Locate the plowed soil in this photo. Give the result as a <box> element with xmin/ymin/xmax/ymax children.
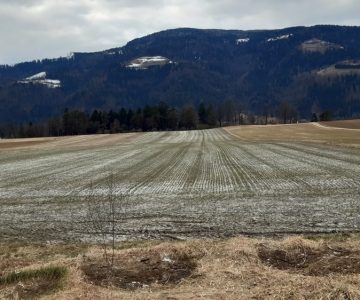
<box><xmin>0</xmin><ymin>125</ymin><xmax>359</xmax><ymax>242</ymax></box>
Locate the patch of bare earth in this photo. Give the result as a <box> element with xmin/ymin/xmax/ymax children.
<box><xmin>81</xmin><ymin>246</ymin><xmax>201</xmax><ymax>290</ymax></box>
<box><xmin>258</xmin><ymin>239</ymin><xmax>360</xmax><ymax>276</ymax></box>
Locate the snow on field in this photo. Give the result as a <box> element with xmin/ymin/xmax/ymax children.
<box><xmin>127</xmin><ymin>56</ymin><xmax>172</xmax><ymax>69</ymax></box>
<box><xmin>236</xmin><ymin>38</ymin><xmax>250</xmax><ymax>44</ymax></box>
<box><xmin>26</xmin><ymin>72</ymin><xmax>47</xmax><ymax>80</ymax></box>
<box><xmin>0</xmin><ymin>129</ymin><xmax>359</xmax><ymax>241</ymax></box>
<box><xmin>18</xmin><ymin>71</ymin><xmax>61</xmax><ymax>88</ymax></box>
<box><xmin>267</xmin><ymin>34</ymin><xmax>293</xmax><ymax>42</ymax></box>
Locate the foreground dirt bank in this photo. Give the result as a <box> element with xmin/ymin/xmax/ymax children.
<box><xmin>1</xmin><ymin>234</ymin><xmax>360</xmax><ymax>299</ymax></box>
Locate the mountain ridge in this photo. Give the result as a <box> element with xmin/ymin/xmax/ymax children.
<box><xmin>1</xmin><ymin>25</ymin><xmax>360</xmax><ymax>123</ymax></box>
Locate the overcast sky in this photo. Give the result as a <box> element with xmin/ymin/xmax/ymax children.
<box><xmin>1</xmin><ymin>0</ymin><xmax>359</xmax><ymax>64</ymax></box>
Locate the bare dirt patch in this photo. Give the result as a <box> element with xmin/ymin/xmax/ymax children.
<box><xmin>258</xmin><ymin>239</ymin><xmax>360</xmax><ymax>276</ymax></box>
<box><xmin>81</xmin><ymin>246</ymin><xmax>200</xmax><ymax>290</ymax></box>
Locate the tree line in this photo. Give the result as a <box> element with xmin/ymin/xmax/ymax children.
<box><xmin>0</xmin><ymin>99</ymin><xmax>334</xmax><ymax>139</ymax></box>
<box><xmin>0</xmin><ymin>100</ymin><xmax>241</xmax><ymax>138</ymax></box>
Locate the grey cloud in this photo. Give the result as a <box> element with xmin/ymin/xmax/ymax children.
<box><xmin>0</xmin><ymin>0</ymin><xmax>359</xmax><ymax>64</ymax></box>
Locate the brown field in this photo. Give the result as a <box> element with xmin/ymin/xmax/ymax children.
<box><xmin>319</xmin><ymin>119</ymin><xmax>360</xmax><ymax>130</ymax></box>
<box><xmin>225</xmin><ymin>122</ymin><xmax>360</xmax><ymax>148</ymax></box>
<box><xmin>1</xmin><ymin>235</ymin><xmax>360</xmax><ymax>299</ymax></box>
<box><xmin>1</xmin><ymin>121</ymin><xmax>359</xmax><ymax>151</ymax></box>
<box><xmin>0</xmin><ymin>132</ymin><xmax>141</xmax><ymax>151</ymax></box>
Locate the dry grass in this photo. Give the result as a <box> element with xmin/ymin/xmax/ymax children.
<box><xmin>319</xmin><ymin>119</ymin><xmax>360</xmax><ymax>130</ymax></box>
<box><xmin>0</xmin><ymin>132</ymin><xmax>142</xmax><ymax>151</ymax></box>
<box><xmin>0</xmin><ymin>265</ymin><xmax>67</xmax><ymax>299</ymax></box>
<box><xmin>0</xmin><ymin>243</ymin><xmax>87</xmax><ymax>273</ymax></box>
<box><xmin>1</xmin><ymin>235</ymin><xmax>360</xmax><ymax>299</ymax></box>
<box><xmin>225</xmin><ymin>122</ymin><xmax>360</xmax><ymax>148</ymax></box>
<box><xmin>1</xmin><ymin>121</ymin><xmax>359</xmax><ymax>151</ymax></box>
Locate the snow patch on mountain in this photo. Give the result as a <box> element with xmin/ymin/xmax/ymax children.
<box><xmin>267</xmin><ymin>34</ymin><xmax>293</xmax><ymax>42</ymax></box>
<box><xmin>236</xmin><ymin>38</ymin><xmax>250</xmax><ymax>44</ymax></box>
<box><xmin>26</xmin><ymin>72</ymin><xmax>47</xmax><ymax>80</ymax></box>
<box><xmin>18</xmin><ymin>72</ymin><xmax>61</xmax><ymax>88</ymax></box>
<box><xmin>127</xmin><ymin>56</ymin><xmax>173</xmax><ymax>69</ymax></box>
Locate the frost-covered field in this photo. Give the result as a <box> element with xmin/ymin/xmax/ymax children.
<box><xmin>0</xmin><ymin>127</ymin><xmax>359</xmax><ymax>241</ymax></box>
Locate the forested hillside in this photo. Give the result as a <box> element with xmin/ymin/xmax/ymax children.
<box><xmin>1</xmin><ymin>25</ymin><xmax>360</xmax><ymax>125</ymax></box>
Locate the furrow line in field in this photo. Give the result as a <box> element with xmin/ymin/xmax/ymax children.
<box><xmin>212</xmin><ymin>141</ymin><xmax>242</xmax><ymax>193</ymax></box>
<box><xmin>225</xmin><ymin>141</ymin><xmax>307</xmax><ymax>192</ymax></box>
<box><xmin>0</xmin><ymin>135</ymin><xmax>169</xmax><ymax>198</ymax></box>
<box><xmin>213</xmin><ymin>142</ymin><xmax>248</xmax><ymax>192</ymax></box>
<box><xmin>0</xmin><ymin>150</ymin><xmax>99</xmax><ymax>187</ymax></box>
<box><xmin>276</xmin><ymin>142</ymin><xmax>360</xmax><ymax>166</ymax></box>
<box><xmin>155</xmin><ymin>143</ymin><xmax>199</xmax><ymax>194</ymax></box>
<box><xmin>122</xmin><ymin>141</ymin><xmax>193</xmax><ymax>195</ymax></box>
<box><xmin>132</xmin><ymin>143</ymin><xmax>192</xmax><ymax>194</ymax></box>
<box><xmin>202</xmin><ymin>128</ymin><xmax>229</xmax><ymax>142</ymax></box>
<box><xmin>195</xmin><ymin>138</ymin><xmax>218</xmax><ymax>192</ymax></box>
<box><xmin>211</xmin><ymin>142</ymin><xmax>238</xmax><ymax>192</ymax></box>
<box><xmin>184</xmin><ymin>131</ymin><xmax>205</xmax><ymax>192</ymax></box>
<box><xmin>266</xmin><ymin>143</ymin><xmax>360</xmax><ymax>181</ymax></box>
<box><xmin>262</xmin><ymin>143</ymin><xmax>360</xmax><ymax>190</ymax></box>
<box><xmin>219</xmin><ymin>141</ymin><xmax>274</xmax><ymax>192</ymax></box>
<box><xmin>191</xmin><ymin>131</ymin><xmax>226</xmax><ymax>193</ymax></box>
<box><xmin>222</xmin><ymin>142</ymin><xmax>275</xmax><ymax>192</ymax></box>
<box><xmin>242</xmin><ymin>143</ymin><xmax>318</xmax><ymax>192</ymax></box>
<box><xmin>130</xmin><ymin>131</ymin><xmax>168</xmax><ymax>145</ymax></box>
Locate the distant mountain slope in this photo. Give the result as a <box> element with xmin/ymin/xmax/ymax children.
<box><xmin>0</xmin><ymin>25</ymin><xmax>360</xmax><ymax>123</ymax></box>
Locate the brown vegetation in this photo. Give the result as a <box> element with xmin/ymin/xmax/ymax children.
<box><xmin>225</xmin><ymin>122</ymin><xmax>360</xmax><ymax>147</ymax></box>
<box><xmin>258</xmin><ymin>240</ymin><xmax>360</xmax><ymax>276</ymax></box>
<box><xmin>1</xmin><ymin>235</ymin><xmax>360</xmax><ymax>299</ymax></box>
<box><xmin>0</xmin><ymin>132</ymin><xmax>141</xmax><ymax>151</ymax></box>
<box><xmin>2</xmin><ymin>120</ymin><xmax>359</xmax><ymax>152</ymax></box>
<box><xmin>319</xmin><ymin>119</ymin><xmax>360</xmax><ymax>130</ymax></box>
<box><xmin>0</xmin><ymin>265</ymin><xmax>67</xmax><ymax>299</ymax></box>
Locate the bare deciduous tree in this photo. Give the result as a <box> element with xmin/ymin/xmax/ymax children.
<box><xmin>85</xmin><ymin>173</ymin><xmax>125</xmax><ymax>268</ymax></box>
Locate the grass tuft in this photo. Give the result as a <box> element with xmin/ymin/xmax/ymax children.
<box><xmin>0</xmin><ymin>265</ymin><xmax>67</xmax><ymax>286</ymax></box>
